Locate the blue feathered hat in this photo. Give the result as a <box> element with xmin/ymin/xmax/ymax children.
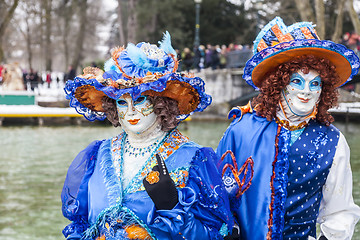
<box><xmin>64</xmin><ymin>32</ymin><xmax>212</xmax><ymax>121</ymax></box>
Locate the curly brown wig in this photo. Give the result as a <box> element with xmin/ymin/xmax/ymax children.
<box><xmin>101</xmin><ymin>95</ymin><xmax>180</xmax><ymax>131</ymax></box>
<box><xmin>252</xmin><ymin>55</ymin><xmax>339</xmax><ymax>126</ymax></box>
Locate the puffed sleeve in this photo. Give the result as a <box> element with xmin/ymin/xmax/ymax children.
<box><xmin>61</xmin><ymin>140</ymin><xmax>103</xmax><ymax>239</ymax></box>
<box><xmin>146</xmin><ymin>147</ymin><xmax>234</xmax><ymax>240</ymax></box>
<box><xmin>317</xmin><ymin>132</ymin><xmax>360</xmax><ymax>240</ymax></box>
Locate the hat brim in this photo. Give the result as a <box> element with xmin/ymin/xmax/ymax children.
<box><xmin>74</xmin><ymin>80</ymin><xmax>200</xmax><ymax>115</ymax></box>
<box><xmin>252</xmin><ymin>47</ymin><xmax>350</xmax><ymax>88</ymax></box>
<box><xmin>75</xmin><ymin>85</ymin><xmax>107</xmax><ymax>112</ymax></box>
<box><xmin>144</xmin><ymin>80</ymin><xmax>199</xmax><ymax>115</ymax></box>
<box><xmin>243</xmin><ymin>39</ymin><xmax>360</xmax><ymax>89</ymax></box>
<box><xmin>66</xmin><ymin>73</ymin><xmax>210</xmax><ymax>121</ymax></box>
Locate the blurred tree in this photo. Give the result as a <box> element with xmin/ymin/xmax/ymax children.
<box><xmin>117</xmin><ymin>0</ymin><xmax>126</xmax><ymax>45</ymax></box>
<box><xmin>41</xmin><ymin>0</ymin><xmax>53</xmax><ymax>71</ymax></box>
<box><xmin>332</xmin><ymin>0</ymin><xmax>346</xmax><ymax>42</ymax></box>
<box><xmin>13</xmin><ymin>0</ymin><xmax>43</xmax><ymax>70</ymax></box>
<box><xmin>264</xmin><ymin>0</ymin><xmax>360</xmax><ymax>42</ymax></box>
<box><xmin>294</xmin><ymin>0</ymin><xmax>315</xmax><ymax>22</ymax></box>
<box><xmin>348</xmin><ymin>0</ymin><xmax>360</xmax><ymax>34</ymax></box>
<box><xmin>0</xmin><ymin>0</ymin><xmax>20</xmax><ymax>63</ymax></box>
<box><xmin>315</xmin><ymin>0</ymin><xmax>325</xmax><ymax>39</ymax></box>
<box><xmin>56</xmin><ymin>0</ymin><xmax>76</xmax><ymax>70</ymax></box>
<box><xmin>133</xmin><ymin>0</ymin><xmax>253</xmax><ymax>50</ymax></box>
<box><xmin>127</xmin><ymin>0</ymin><xmax>137</xmax><ymax>43</ymax></box>
<box><xmin>71</xmin><ymin>0</ymin><xmax>88</xmax><ymax>71</ymax></box>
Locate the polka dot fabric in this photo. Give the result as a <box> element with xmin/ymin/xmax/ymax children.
<box><xmin>282</xmin><ymin>121</ymin><xmax>339</xmax><ymax>239</ymax></box>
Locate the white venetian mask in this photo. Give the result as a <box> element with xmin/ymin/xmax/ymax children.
<box><xmin>282</xmin><ymin>69</ymin><xmax>322</xmax><ymax>117</ymax></box>
<box><xmin>116</xmin><ymin>94</ymin><xmax>157</xmax><ymax>135</ymax></box>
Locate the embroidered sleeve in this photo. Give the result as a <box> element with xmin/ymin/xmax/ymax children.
<box><xmin>61</xmin><ymin>140</ymin><xmax>103</xmax><ymax>239</ymax></box>
<box><xmin>146</xmin><ymin>147</ymin><xmax>234</xmax><ymax>239</ymax></box>
<box><xmin>317</xmin><ymin>133</ymin><xmax>360</xmax><ymax>239</ymax></box>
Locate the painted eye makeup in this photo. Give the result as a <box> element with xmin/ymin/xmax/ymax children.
<box><xmin>289</xmin><ymin>73</ymin><xmax>305</xmax><ymax>90</ymax></box>
<box><xmin>134</xmin><ymin>96</ymin><xmax>147</xmax><ymax>106</ymax></box>
<box><xmin>116</xmin><ymin>99</ymin><xmax>128</xmax><ymax>107</ymax></box>
<box><xmin>309</xmin><ymin>77</ymin><xmax>322</xmax><ymax>91</ymax></box>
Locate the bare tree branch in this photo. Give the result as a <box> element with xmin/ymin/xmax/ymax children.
<box><xmin>332</xmin><ymin>0</ymin><xmax>346</xmax><ymax>42</ymax></box>
<box><xmin>347</xmin><ymin>0</ymin><xmax>360</xmax><ymax>34</ymax></box>
<box><xmin>294</xmin><ymin>0</ymin><xmax>315</xmax><ymax>22</ymax></box>
<box><xmin>117</xmin><ymin>0</ymin><xmax>125</xmax><ymax>46</ymax></box>
<box><xmin>0</xmin><ymin>0</ymin><xmax>19</xmax><ymax>62</ymax></box>
<box><xmin>315</xmin><ymin>0</ymin><xmax>325</xmax><ymax>39</ymax></box>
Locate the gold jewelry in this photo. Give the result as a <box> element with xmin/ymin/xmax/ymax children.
<box><xmin>275</xmin><ymin>117</ymin><xmax>308</xmax><ymax>131</ymax></box>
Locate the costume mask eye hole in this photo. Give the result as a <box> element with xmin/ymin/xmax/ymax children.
<box><xmin>289</xmin><ymin>73</ymin><xmax>305</xmax><ymax>90</ymax></box>
<box><xmin>116</xmin><ymin>99</ymin><xmax>127</xmax><ymax>106</ymax></box>
<box><xmin>309</xmin><ymin>77</ymin><xmax>322</xmax><ymax>91</ymax></box>
<box><xmin>134</xmin><ymin>96</ymin><xmax>147</xmax><ymax>105</ymax></box>
<box><xmin>290</xmin><ymin>78</ymin><xmax>301</xmax><ymax>85</ymax></box>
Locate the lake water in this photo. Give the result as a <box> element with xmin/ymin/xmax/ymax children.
<box><xmin>0</xmin><ymin>120</ymin><xmax>359</xmax><ymax>239</ymax></box>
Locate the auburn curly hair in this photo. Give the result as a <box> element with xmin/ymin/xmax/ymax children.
<box><xmin>252</xmin><ymin>55</ymin><xmax>339</xmax><ymax>126</ymax></box>
<box><xmin>102</xmin><ymin>95</ymin><xmax>180</xmax><ymax>131</ymax></box>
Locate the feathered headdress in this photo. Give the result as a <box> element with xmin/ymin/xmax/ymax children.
<box><xmin>64</xmin><ymin>31</ymin><xmax>212</xmax><ymax>121</ymax></box>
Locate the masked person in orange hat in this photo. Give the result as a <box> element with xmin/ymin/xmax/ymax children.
<box><xmin>217</xmin><ymin>17</ymin><xmax>360</xmax><ymax>240</ymax></box>
<box><xmin>61</xmin><ymin>32</ymin><xmax>234</xmax><ymax>240</ymax></box>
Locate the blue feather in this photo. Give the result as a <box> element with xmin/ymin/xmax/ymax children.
<box><xmin>158</xmin><ymin>31</ymin><xmax>176</xmax><ymax>57</ymax></box>
<box><xmin>126</xmin><ymin>43</ymin><xmax>153</xmax><ymax>70</ymax></box>
<box><xmin>104</xmin><ymin>59</ymin><xmax>121</xmax><ymax>73</ymax></box>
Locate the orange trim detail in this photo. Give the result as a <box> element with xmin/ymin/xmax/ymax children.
<box><xmin>266</xmin><ymin>125</ymin><xmax>282</xmax><ymax>239</ymax></box>
<box><xmin>271</xmin><ymin>25</ymin><xmax>293</xmax><ymax>43</ymax></box>
<box><xmin>300</xmin><ymin>27</ymin><xmax>315</xmax><ymax>39</ymax></box>
<box><xmin>257</xmin><ymin>39</ymin><xmax>269</xmax><ymax>52</ymax></box>
<box><xmin>221</xmin><ymin>150</ymin><xmax>254</xmax><ymax>198</ymax></box>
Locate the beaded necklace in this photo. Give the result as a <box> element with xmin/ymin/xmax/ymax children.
<box><xmin>123</xmin><ymin>137</ymin><xmax>161</xmax><ymax>157</ymax></box>
<box><xmin>117</xmin><ymin>130</ymin><xmax>172</xmax><ymax>199</ymax></box>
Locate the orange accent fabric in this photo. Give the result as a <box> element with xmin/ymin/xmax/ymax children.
<box><xmin>271</xmin><ymin>25</ymin><xmax>293</xmax><ymax>43</ymax></box>
<box><xmin>144</xmin><ymin>80</ymin><xmax>199</xmax><ymax>115</ymax></box>
<box><xmin>257</xmin><ymin>39</ymin><xmax>269</xmax><ymax>52</ymax></box>
<box><xmin>278</xmin><ymin>32</ymin><xmax>293</xmax><ymax>43</ymax></box>
<box><xmin>124</xmin><ymin>224</ymin><xmax>151</xmax><ymax>240</ymax></box>
<box><xmin>266</xmin><ymin>125</ymin><xmax>282</xmax><ymax>239</ymax></box>
<box><xmin>96</xmin><ymin>235</ymin><xmax>106</xmax><ymax>240</ymax></box>
<box><xmin>220</xmin><ymin>150</ymin><xmax>254</xmax><ymax>198</ymax></box>
<box><xmin>300</xmin><ymin>27</ymin><xmax>315</xmax><ymax>39</ymax></box>
<box><xmin>239</xmin><ymin>101</ymin><xmax>252</xmax><ymax>116</ymax></box>
<box><xmin>75</xmin><ymin>85</ymin><xmax>107</xmax><ymax>112</ymax></box>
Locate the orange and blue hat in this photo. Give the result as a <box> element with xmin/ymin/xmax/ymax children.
<box><xmin>64</xmin><ymin>32</ymin><xmax>211</xmax><ymax>121</ymax></box>
<box><xmin>243</xmin><ymin>17</ymin><xmax>360</xmax><ymax>90</ymax></box>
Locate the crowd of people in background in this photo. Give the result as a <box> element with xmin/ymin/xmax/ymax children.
<box><xmin>0</xmin><ymin>64</ymin><xmax>78</xmax><ymax>92</ymax></box>
<box><xmin>2</xmin><ymin>35</ymin><xmax>359</xmax><ymax>91</ymax></box>
<box><xmin>176</xmin><ymin>43</ymin><xmax>253</xmax><ymax>72</ymax></box>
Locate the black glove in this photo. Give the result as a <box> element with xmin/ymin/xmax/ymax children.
<box><xmin>143</xmin><ymin>154</ymin><xmax>179</xmax><ymax>210</ymax></box>
<box><xmin>319</xmin><ymin>236</ymin><xmax>328</xmax><ymax>240</ymax></box>
<box><xmin>223</xmin><ymin>227</ymin><xmax>240</xmax><ymax>240</ymax></box>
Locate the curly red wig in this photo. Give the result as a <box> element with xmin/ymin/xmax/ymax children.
<box><xmin>252</xmin><ymin>55</ymin><xmax>339</xmax><ymax>126</ymax></box>
<box><xmin>102</xmin><ymin>95</ymin><xmax>180</xmax><ymax>131</ymax></box>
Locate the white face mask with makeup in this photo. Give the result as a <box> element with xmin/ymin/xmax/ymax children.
<box><xmin>281</xmin><ymin>69</ymin><xmax>322</xmax><ymax>117</ymax></box>
<box><xmin>116</xmin><ymin>94</ymin><xmax>160</xmax><ymax>139</ymax></box>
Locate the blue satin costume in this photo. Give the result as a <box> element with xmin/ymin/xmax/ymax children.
<box><xmin>217</xmin><ymin>112</ymin><xmax>339</xmax><ymax>239</ymax></box>
<box><xmin>61</xmin><ymin>129</ymin><xmax>233</xmax><ymax>240</ymax></box>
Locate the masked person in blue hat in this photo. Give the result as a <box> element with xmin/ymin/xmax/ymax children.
<box><xmin>61</xmin><ymin>32</ymin><xmax>234</xmax><ymax>240</ymax></box>
<box><xmin>217</xmin><ymin>17</ymin><xmax>360</xmax><ymax>240</ymax></box>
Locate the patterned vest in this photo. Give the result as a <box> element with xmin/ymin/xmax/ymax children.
<box><xmin>283</xmin><ymin>121</ymin><xmax>339</xmax><ymax>239</ymax></box>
